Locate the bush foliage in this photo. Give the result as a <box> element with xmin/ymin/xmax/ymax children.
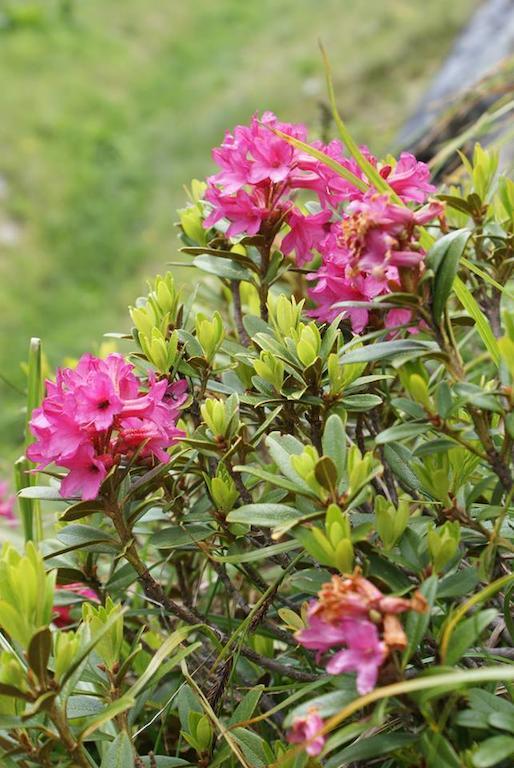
<box><xmin>1</xmin><ymin>95</ymin><xmax>514</xmax><ymax>768</ymax></box>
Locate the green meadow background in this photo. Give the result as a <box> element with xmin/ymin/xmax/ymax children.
<box><xmin>0</xmin><ymin>0</ymin><xmax>474</xmax><ymax>455</ymax></box>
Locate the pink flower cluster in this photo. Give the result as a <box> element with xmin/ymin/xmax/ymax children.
<box><xmin>0</xmin><ymin>481</ymin><xmax>16</xmax><ymax>526</ymax></box>
<box><xmin>202</xmin><ymin>112</ymin><xmax>442</xmax><ymax>333</ymax></box>
<box><xmin>287</xmin><ymin>707</ymin><xmax>326</xmax><ymax>757</ymax></box>
<box><xmin>309</xmin><ymin>195</ymin><xmax>444</xmax><ymax>332</ymax></box>
<box><xmin>297</xmin><ymin>571</ymin><xmax>427</xmax><ymax>694</ymax></box>
<box><xmin>27</xmin><ymin>354</ymin><xmax>187</xmax><ymax>501</ymax></box>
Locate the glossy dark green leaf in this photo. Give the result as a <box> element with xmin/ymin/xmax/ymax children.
<box><xmin>472</xmin><ymin>735</ymin><xmax>514</xmax><ymax>767</ymax></box>
<box><xmin>341</xmin><ymin>340</ymin><xmax>433</xmax><ymax>365</ymax></box>
<box><xmin>314</xmin><ymin>456</ymin><xmax>338</xmax><ymax>493</ymax></box>
<box><xmin>402</xmin><ymin>575</ymin><xmax>438</xmax><ymax>666</ymax></box>
<box><xmin>446</xmin><ymin>609</ymin><xmax>497</xmax><ymax>665</ymax></box>
<box><xmin>431</xmin><ymin>229</ymin><xmax>471</xmax><ymax>323</ymax></box>
<box><xmin>193</xmin><ymin>255</ymin><xmax>252</xmax><ymax>281</ymax></box>
<box><xmin>333</xmin><ymin>732</ymin><xmax>416</xmax><ymax>762</ymax></box>
<box><xmin>27</xmin><ymin>627</ymin><xmax>51</xmax><ymax>684</ymax></box>
<box><xmin>149</xmin><ymin>524</ymin><xmax>214</xmax><ymax>549</ymax></box>
<box><xmin>375</xmin><ymin>422</ymin><xmax>429</xmax><ymax>445</ymax></box>
<box><xmin>226</xmin><ymin>503</ymin><xmax>306</xmax><ymax>527</ymax></box>
<box><xmin>383</xmin><ymin>444</ymin><xmax>420</xmax><ymax>492</ymax></box>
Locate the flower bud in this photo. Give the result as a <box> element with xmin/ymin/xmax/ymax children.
<box><xmin>253</xmin><ymin>351</ymin><xmax>284</xmax><ymax>391</ymax></box>
<box><xmin>268</xmin><ymin>294</ymin><xmax>304</xmax><ymax>338</ymax></box>
<box><xmin>195</xmin><ymin>311</ymin><xmax>224</xmax><ymax>362</ymax></box>
<box><xmin>428</xmin><ymin>521</ymin><xmax>461</xmax><ymax>572</ymax></box>
<box><xmin>296</xmin><ymin>323</ymin><xmax>321</xmax><ymax>367</ymax></box>
<box><xmin>82</xmin><ymin>597</ymin><xmax>123</xmax><ymax>670</ymax></box>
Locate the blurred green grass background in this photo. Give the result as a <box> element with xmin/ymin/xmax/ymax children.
<box><xmin>0</xmin><ymin>0</ymin><xmax>474</xmax><ymax>455</ymax></box>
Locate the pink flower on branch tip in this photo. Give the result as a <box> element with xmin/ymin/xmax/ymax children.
<box><xmin>308</xmin><ymin>193</ymin><xmax>444</xmax><ymax>332</ymax></box>
<box><xmin>27</xmin><ymin>354</ymin><xmax>187</xmax><ymax>501</ymax></box>
<box><xmin>282</xmin><ymin>208</ymin><xmax>333</xmax><ymax>266</ymax></box>
<box><xmin>287</xmin><ymin>707</ymin><xmax>326</xmax><ymax>757</ymax></box>
<box><xmin>0</xmin><ymin>481</ymin><xmax>16</xmax><ymax>526</ymax></box>
<box><xmin>296</xmin><ymin>571</ymin><xmax>427</xmax><ymax>694</ymax></box>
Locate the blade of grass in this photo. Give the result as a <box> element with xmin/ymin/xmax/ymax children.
<box><xmin>319</xmin><ymin>42</ymin><xmax>400</xmax><ymax>201</ymax></box>
<box><xmin>15</xmin><ymin>338</ymin><xmax>44</xmax><ymax>543</ymax></box>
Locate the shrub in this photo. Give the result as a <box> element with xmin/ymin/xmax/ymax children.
<box><xmin>2</xmin><ymin>101</ymin><xmax>514</xmax><ymax>767</ymax></box>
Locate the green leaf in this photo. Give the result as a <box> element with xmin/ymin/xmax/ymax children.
<box><xmin>67</xmin><ymin>696</ymin><xmax>104</xmax><ymax>720</ymax></box>
<box><xmin>285</xmin><ymin>687</ymin><xmax>357</xmax><ymax>726</ymax></box>
<box><xmin>234</xmin><ymin>464</ymin><xmax>314</xmax><ymax>496</ymax></box>
<box><xmin>212</xmin><ymin>540</ymin><xmax>299</xmax><ymax>564</ymax></box>
<box><xmin>402</xmin><ymin>576</ymin><xmax>438</xmax><ymax>667</ymax></box>
<box><xmin>79</xmin><ymin>696</ymin><xmax>135</xmax><ymax>740</ymax></box>
<box><xmin>333</xmin><ymin>732</ymin><xmax>416</xmax><ymax>762</ymax></box>
<box><xmin>314</xmin><ymin>456</ymin><xmax>338</xmax><ymax>494</ymax></box>
<box><xmin>101</xmin><ymin>732</ymin><xmax>134</xmax><ymax>768</ymax></box>
<box><xmin>17</xmin><ymin>485</ymin><xmax>64</xmax><ymax>500</ymax></box>
<box><xmin>504</xmin><ymin>584</ymin><xmax>514</xmax><ymax>645</ymax></box>
<box><xmin>426</xmin><ymin>229</ymin><xmax>470</xmax><ymax>273</ymax></box>
<box><xmin>126</xmin><ymin>627</ymin><xmax>195</xmax><ymax>699</ymax></box>
<box><xmin>454</xmin><ymin>276</ymin><xmax>500</xmax><ymax>366</ymax></box>
<box><xmin>138</xmin><ymin>760</ymin><xmax>192</xmax><ymax>767</ymax></box>
<box><xmin>322</xmin><ymin>414</ymin><xmax>347</xmax><ymax>482</ymax></box>
<box><xmin>431</xmin><ymin>230</ymin><xmax>470</xmax><ymax>323</ymax></box>
<box><xmin>438</xmin><ymin>568</ymin><xmax>479</xmax><ymax>598</ymax></box>
<box><xmin>193</xmin><ymin>255</ymin><xmax>252</xmax><ymax>282</ymax></box>
<box><xmin>489</xmin><ymin>711</ymin><xmax>514</xmax><ymax>734</ymax></box>
<box><xmin>446</xmin><ymin>609</ymin><xmax>497</xmax><ymax>665</ymax></box>
<box><xmin>340</xmin><ymin>394</ymin><xmax>382</xmax><ymax>410</ymax></box>
<box><xmin>60</xmin><ymin>499</ymin><xmax>105</xmax><ymax>522</ymax></box>
<box><xmin>149</xmin><ymin>524</ymin><xmax>214</xmax><ymax>550</ymax></box>
<box><xmin>265</xmin><ymin>433</ymin><xmax>313</xmax><ymax>494</ymax></box>
<box><xmin>138</xmin><ymin>760</ymin><xmax>191</xmax><ymax>767</ymax></box>
<box><xmin>383</xmin><ymin>444</ymin><xmax>420</xmax><ymax>492</ymax></box>
<box><xmin>375</xmin><ymin>423</ymin><xmax>429</xmax><ymax>445</ymax></box>
<box><xmin>226</xmin><ymin>503</ymin><xmax>306</xmax><ymax>528</ymax></box>
<box><xmin>341</xmin><ymin>340</ymin><xmax>433</xmax><ymax>365</ymax></box>
<box><xmin>60</xmin><ymin>607</ymin><xmax>127</xmax><ymax>686</ymax></box>
<box><xmin>228</xmin><ymin>686</ymin><xmax>264</xmax><ymax>726</ymax></box>
<box><xmin>56</xmin><ymin>524</ymin><xmax>119</xmax><ymax>553</ymax></box>
<box><xmin>472</xmin><ymin>735</ymin><xmax>514</xmax><ymax>767</ymax></box>
<box><xmin>27</xmin><ymin>627</ymin><xmax>51</xmax><ymax>685</ymax></box>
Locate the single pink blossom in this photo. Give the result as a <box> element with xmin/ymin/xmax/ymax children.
<box><xmin>296</xmin><ymin>606</ymin><xmax>348</xmax><ymax>655</ymax></box>
<box><xmin>0</xmin><ymin>481</ymin><xmax>16</xmax><ymax>526</ymax></box>
<box><xmin>75</xmin><ymin>373</ymin><xmax>123</xmax><ymax>430</ymax></box>
<box><xmin>282</xmin><ymin>208</ymin><xmax>333</xmax><ymax>265</ymax></box>
<box><xmin>204</xmin><ymin>187</ymin><xmax>266</xmax><ymax>236</ymax></box>
<box><xmin>380</xmin><ymin>152</ymin><xmax>435</xmax><ymax>204</ymax></box>
<box><xmin>287</xmin><ymin>707</ymin><xmax>326</xmax><ymax>757</ymax></box>
<box><xmin>59</xmin><ymin>445</ymin><xmax>109</xmax><ymax>501</ymax></box>
<box><xmin>326</xmin><ymin>619</ymin><xmax>387</xmax><ymax>694</ymax></box>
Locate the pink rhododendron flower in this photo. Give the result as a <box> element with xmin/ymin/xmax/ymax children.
<box><xmin>308</xmin><ymin>194</ymin><xmax>444</xmax><ymax>332</ymax></box>
<box><xmin>53</xmin><ymin>583</ymin><xmax>99</xmax><ymax>628</ymax></box>
<box><xmin>287</xmin><ymin>707</ymin><xmax>325</xmax><ymax>756</ymax></box>
<box><xmin>296</xmin><ymin>571</ymin><xmax>427</xmax><ymax>693</ymax></box>
<box><xmin>379</xmin><ymin>152</ymin><xmax>436</xmax><ymax>204</ymax></box>
<box><xmin>27</xmin><ymin>354</ymin><xmax>187</xmax><ymax>501</ymax></box>
<box><xmin>325</xmin><ymin>619</ymin><xmax>387</xmax><ymax>694</ymax></box>
<box><xmin>282</xmin><ymin>208</ymin><xmax>333</xmax><ymax>266</ymax></box>
<box><xmin>0</xmin><ymin>482</ymin><xmax>16</xmax><ymax>526</ymax></box>
<box><xmin>202</xmin><ymin>112</ymin><xmax>439</xmax><ymax>333</ymax></box>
